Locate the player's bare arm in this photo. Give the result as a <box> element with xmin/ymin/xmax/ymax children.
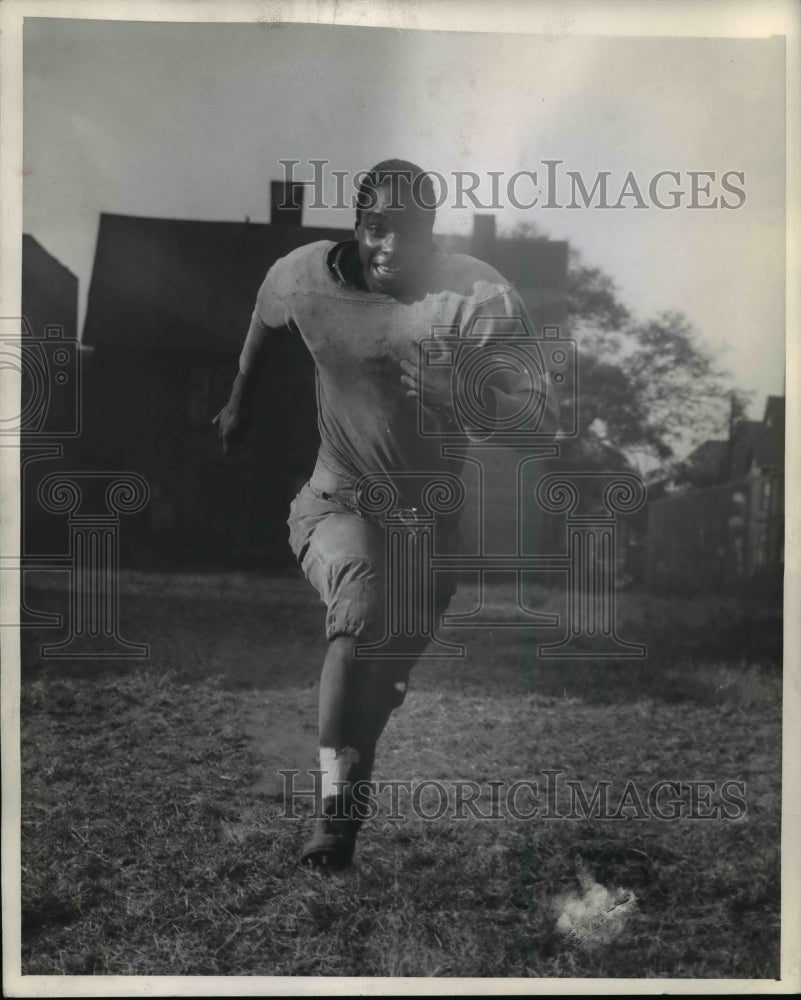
<box><xmin>212</xmin><ymin>372</ymin><xmax>255</xmax><ymax>455</ymax></box>
<box><xmin>213</xmin><ymin>316</ymin><xmax>279</xmax><ymax>454</ymax></box>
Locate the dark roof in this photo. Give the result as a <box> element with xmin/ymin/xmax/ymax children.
<box><xmin>438</xmin><ymin>230</ymin><xmax>568</xmax><ymax>327</ymax></box>
<box><xmin>22</xmin><ymin>234</ymin><xmax>78</xmax><ymax>281</ymax></box>
<box><xmin>83</xmin><ymin>213</ymin><xmax>350</xmax><ymax>353</ymax></box>
<box><xmin>438</xmin><ymin>232</ymin><xmax>568</xmax><ymax>291</ymax></box>
<box><xmin>728</xmin><ymin>398</ymin><xmax>785</xmax><ymax>477</ymax></box>
<box><xmin>83</xmin><ymin>211</ymin><xmax>568</xmax><ymax>354</ymax></box>
<box><xmin>729</xmin><ymin>420</ymin><xmax>761</xmax><ymax>479</ymax></box>
<box><xmin>22</xmin><ymin>234</ymin><xmax>79</xmax><ymax>342</ymax></box>
<box><xmin>681</xmin><ymin>439</ymin><xmax>729</xmax><ymax>484</ymax></box>
<box><xmin>754</xmin><ymin>396</ymin><xmax>785</xmax><ymax>469</ymax></box>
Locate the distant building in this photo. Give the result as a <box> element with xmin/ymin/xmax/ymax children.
<box><xmin>675</xmin><ymin>439</ymin><xmax>730</xmax><ymax>489</ymax></box>
<box><xmin>645</xmin><ymin>396</ymin><xmax>784</xmax><ymax>596</ymax></box>
<box><xmin>21</xmin><ymin>234</ymin><xmax>81</xmax><ymax>442</ymax></box>
<box><xmin>438</xmin><ymin>216</ymin><xmax>567</xmax><ymax>329</ymax></box>
<box><xmin>80</xmin><ymin>183</ymin><xmax>568</xmax><ymax>567</ymax></box>
<box><xmin>22</xmin><ymin>234</ymin><xmax>78</xmax><ymax>343</ymax></box>
<box><xmin>20</xmin><ymin>235</ymin><xmax>81</xmax><ymax>555</ymax></box>
<box><xmin>80</xmin><ymin>182</ymin><xmax>344</xmax><ymax>565</ymax></box>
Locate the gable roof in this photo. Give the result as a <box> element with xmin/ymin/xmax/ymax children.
<box><xmin>727</xmin><ymin>398</ymin><xmax>785</xmax><ymax>478</ymax></box>
<box><xmin>681</xmin><ymin>439</ymin><xmax>729</xmax><ymax>485</ymax></box>
<box><xmin>754</xmin><ymin>395</ymin><xmax>785</xmax><ymax>469</ymax></box>
<box><xmin>23</xmin><ymin>233</ymin><xmax>77</xmax><ymax>284</ymax></box>
<box><xmin>82</xmin><ymin>213</ymin><xmax>350</xmax><ymax>353</ymax></box>
<box><xmin>22</xmin><ymin>234</ymin><xmax>79</xmax><ymax>341</ymax></box>
<box><xmin>728</xmin><ymin>419</ymin><xmax>761</xmax><ymax>479</ymax></box>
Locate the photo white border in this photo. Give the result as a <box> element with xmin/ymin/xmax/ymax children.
<box><xmin>1</xmin><ymin>1</ymin><xmax>798</xmax><ymax>995</ymax></box>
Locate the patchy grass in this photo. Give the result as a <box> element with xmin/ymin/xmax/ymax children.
<box><xmin>19</xmin><ymin>573</ymin><xmax>781</xmax><ymax>978</ymax></box>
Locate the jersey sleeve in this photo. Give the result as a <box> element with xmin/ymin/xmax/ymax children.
<box><xmin>253</xmin><ymin>258</ymin><xmax>293</xmax><ymax>329</ymax></box>
<box><xmin>238</xmin><ymin>257</ymin><xmax>294</xmax><ymax>375</ymax></box>
<box><xmin>464</xmin><ymin>284</ymin><xmax>530</xmax><ymax>340</ymax></box>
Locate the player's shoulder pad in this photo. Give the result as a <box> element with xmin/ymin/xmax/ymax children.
<box><xmin>264</xmin><ymin>240</ymin><xmax>333</xmax><ymax>297</ymax></box>
<box><xmin>430</xmin><ymin>250</ymin><xmax>514</xmax><ymax>305</ymax></box>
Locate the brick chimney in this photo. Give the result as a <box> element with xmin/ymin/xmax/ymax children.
<box><xmin>270</xmin><ymin>181</ymin><xmax>306</xmax><ymax>226</ymax></box>
<box><xmin>471</xmin><ymin>214</ymin><xmax>497</xmax><ymax>267</ymax></box>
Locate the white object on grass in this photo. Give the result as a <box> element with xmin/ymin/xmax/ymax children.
<box><xmin>554</xmin><ymin>863</ymin><xmax>639</xmax><ymax>949</ymax></box>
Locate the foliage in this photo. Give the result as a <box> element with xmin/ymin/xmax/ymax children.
<box><xmin>559</xmin><ymin>247</ymin><xmax>752</xmax><ymax>475</ymax></box>
<box><xmin>565</xmin><ymin>250</ymin><xmax>631</xmax><ymax>341</ymax></box>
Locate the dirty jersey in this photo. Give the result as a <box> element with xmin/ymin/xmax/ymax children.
<box><xmin>241</xmin><ymin>240</ymin><xmax>539</xmax><ymax>491</ymax></box>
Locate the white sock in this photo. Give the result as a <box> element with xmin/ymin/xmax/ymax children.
<box><xmin>319</xmin><ymin>746</ymin><xmax>361</xmax><ymax>801</ymax></box>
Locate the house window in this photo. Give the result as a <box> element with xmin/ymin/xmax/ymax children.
<box><xmin>187</xmin><ymin>368</ymin><xmax>211</xmax><ymax>427</ymax></box>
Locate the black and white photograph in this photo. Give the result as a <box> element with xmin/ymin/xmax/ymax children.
<box><xmin>1</xmin><ymin>0</ymin><xmax>798</xmax><ymax>994</ymax></box>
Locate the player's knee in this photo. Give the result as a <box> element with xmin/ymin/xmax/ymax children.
<box><xmin>327</xmin><ymin>633</ymin><xmax>356</xmax><ymax>666</ymax></box>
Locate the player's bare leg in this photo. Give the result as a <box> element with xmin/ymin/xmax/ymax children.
<box><xmin>300</xmin><ymin>635</ymin><xmax>415</xmax><ymax>869</ymax></box>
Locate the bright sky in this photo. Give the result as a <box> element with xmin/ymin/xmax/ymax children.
<box><xmin>22</xmin><ymin>18</ymin><xmax>785</xmax><ymax>418</ymax></box>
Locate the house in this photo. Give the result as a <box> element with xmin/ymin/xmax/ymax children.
<box><xmin>20</xmin><ymin>235</ymin><xmax>80</xmax><ymax>438</ymax></box>
<box><xmin>438</xmin><ymin>215</ymin><xmax>568</xmax><ymax>329</ymax></box>
<box><xmin>732</xmin><ymin>398</ymin><xmax>785</xmax><ymax>575</ymax></box>
<box><xmin>19</xmin><ymin>235</ymin><xmax>81</xmax><ymax>556</ymax></box>
<box><xmin>675</xmin><ymin>438</ymin><xmax>730</xmax><ymax>489</ymax></box>
<box><xmin>80</xmin><ymin>182</ymin><xmax>344</xmax><ymax>564</ymax></box>
<box><xmin>645</xmin><ymin>396</ymin><xmax>784</xmax><ymax>595</ymax></box>
<box><xmin>80</xmin><ymin>182</ymin><xmax>569</xmax><ymax>567</ymax></box>
<box><xmin>22</xmin><ymin>234</ymin><xmax>78</xmax><ymax>341</ymax></box>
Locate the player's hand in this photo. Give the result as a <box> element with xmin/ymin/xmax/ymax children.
<box><xmin>399</xmin><ymin>347</ymin><xmax>452</xmax><ymax>414</ymax></box>
<box><xmin>212</xmin><ymin>402</ymin><xmax>253</xmax><ymax>455</ymax></box>
<box><xmin>399</xmin><ymin>357</ymin><xmax>421</xmax><ymax>399</ymax></box>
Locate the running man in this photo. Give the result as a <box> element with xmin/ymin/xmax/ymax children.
<box><xmin>214</xmin><ymin>159</ymin><xmax>555</xmax><ymax>868</ymax></box>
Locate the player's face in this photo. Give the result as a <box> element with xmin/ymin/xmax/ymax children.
<box><xmin>356</xmin><ymin>181</ymin><xmax>433</xmax><ymax>297</ymax></box>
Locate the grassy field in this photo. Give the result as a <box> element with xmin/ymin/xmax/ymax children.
<box><xmin>18</xmin><ymin>571</ymin><xmax>782</xmax><ymax>979</ymax></box>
